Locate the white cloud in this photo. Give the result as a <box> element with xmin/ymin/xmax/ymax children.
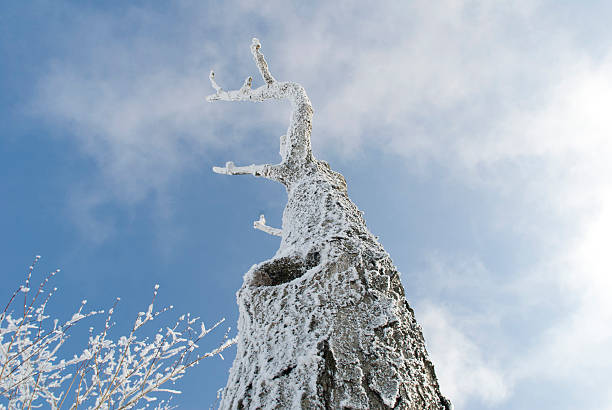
<box><xmin>420</xmin><ymin>303</ymin><xmax>509</xmax><ymax>407</ymax></box>
<box><xmin>519</xmin><ymin>194</ymin><xmax>612</xmax><ymax>381</ymax></box>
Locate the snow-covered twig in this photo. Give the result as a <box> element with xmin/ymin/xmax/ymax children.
<box><xmin>0</xmin><ymin>258</ymin><xmax>234</xmax><ymax>409</ymax></box>
<box><xmin>211</xmin><ymin>161</ymin><xmax>289</xmax><ymax>184</ymax></box>
<box><xmin>253</xmin><ymin>215</ymin><xmax>282</xmax><ymax>237</ymax></box>
<box><xmin>250</xmin><ymin>38</ymin><xmax>275</xmax><ymax>85</ymax></box>
<box><xmin>212</xmin><ymin>161</ymin><xmax>265</xmax><ymax>176</ymax></box>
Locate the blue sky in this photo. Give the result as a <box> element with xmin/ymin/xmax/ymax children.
<box><xmin>2</xmin><ymin>1</ymin><xmax>612</xmax><ymax>408</ymax></box>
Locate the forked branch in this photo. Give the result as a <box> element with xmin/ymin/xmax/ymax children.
<box><xmin>207</xmin><ymin>38</ymin><xmax>315</xmax><ymax>181</ymax></box>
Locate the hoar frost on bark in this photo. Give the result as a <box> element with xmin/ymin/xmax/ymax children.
<box><xmin>208</xmin><ymin>39</ymin><xmax>452</xmax><ymax>409</ymax></box>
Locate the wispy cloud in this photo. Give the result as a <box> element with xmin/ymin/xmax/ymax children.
<box><xmin>420</xmin><ymin>302</ymin><xmax>509</xmax><ymax>407</ymax></box>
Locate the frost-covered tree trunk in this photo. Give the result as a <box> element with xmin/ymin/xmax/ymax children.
<box><xmin>208</xmin><ymin>39</ymin><xmax>451</xmax><ymax>410</ymax></box>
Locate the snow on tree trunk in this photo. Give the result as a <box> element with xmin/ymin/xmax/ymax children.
<box><xmin>208</xmin><ymin>39</ymin><xmax>452</xmax><ymax>410</ymax></box>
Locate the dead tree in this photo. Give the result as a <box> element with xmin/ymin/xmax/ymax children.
<box><xmin>208</xmin><ymin>38</ymin><xmax>451</xmax><ymax>410</ymax></box>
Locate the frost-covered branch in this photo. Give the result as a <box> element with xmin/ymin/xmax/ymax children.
<box><xmin>0</xmin><ymin>257</ymin><xmax>234</xmax><ymax>409</ymax></box>
<box><xmin>251</xmin><ymin>38</ymin><xmax>275</xmax><ymax>85</ymax></box>
<box><xmin>207</xmin><ymin>38</ymin><xmax>315</xmax><ymax>182</ymax></box>
<box><xmin>212</xmin><ymin>161</ymin><xmax>265</xmax><ymax>177</ymax></box>
<box><xmin>253</xmin><ymin>215</ymin><xmax>281</xmax><ymax>237</ymax></box>
<box><xmin>211</xmin><ymin>161</ymin><xmax>290</xmax><ymax>184</ymax></box>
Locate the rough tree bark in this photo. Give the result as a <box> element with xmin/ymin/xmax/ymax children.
<box><xmin>208</xmin><ymin>39</ymin><xmax>452</xmax><ymax>410</ymax></box>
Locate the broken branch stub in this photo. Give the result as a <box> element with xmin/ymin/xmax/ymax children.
<box><xmin>253</xmin><ymin>215</ymin><xmax>282</xmax><ymax>237</ymax></box>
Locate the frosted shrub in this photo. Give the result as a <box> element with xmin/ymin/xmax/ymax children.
<box><xmin>0</xmin><ymin>256</ymin><xmax>234</xmax><ymax>409</ymax></box>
